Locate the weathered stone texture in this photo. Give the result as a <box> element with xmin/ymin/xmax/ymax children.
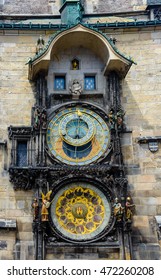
<box><xmin>0</xmin><ymin>231</ymin><xmax>16</xmax><ymax>259</ymax></box>
<box><xmin>1</xmin><ymin>0</ymin><xmax>51</xmax><ymax>14</ymax></box>
<box><xmin>85</xmin><ymin>0</ymin><xmax>147</xmax><ymax>14</ymax></box>
<box><xmin>0</xmin><ymin>0</ymin><xmax>147</xmax><ymax>15</ymax></box>
<box><xmin>109</xmin><ymin>27</ymin><xmax>161</xmax><ymax>255</ymax></box>
<box><xmin>46</xmin><ymin>248</ymin><xmax>120</xmax><ymax>260</ymax></box>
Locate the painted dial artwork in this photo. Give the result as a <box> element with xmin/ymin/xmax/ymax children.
<box><xmin>47</xmin><ymin>107</ymin><xmax>111</xmax><ymax>165</ymax></box>
<box><xmin>50</xmin><ymin>182</ymin><xmax>111</xmax><ymax>241</ymax></box>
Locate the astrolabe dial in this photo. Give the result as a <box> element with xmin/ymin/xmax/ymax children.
<box><xmin>47</xmin><ymin>106</ymin><xmax>111</xmax><ymax>165</ymax></box>
<box><xmin>60</xmin><ymin>110</ymin><xmax>95</xmax><ymax>146</ymax></box>
<box><xmin>50</xmin><ymin>182</ymin><xmax>112</xmax><ymax>242</ymax></box>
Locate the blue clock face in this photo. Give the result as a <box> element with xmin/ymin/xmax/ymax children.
<box><xmin>66</xmin><ymin>119</ymin><xmax>88</xmax><ymax>139</ymax></box>
<box><xmin>47</xmin><ymin>107</ymin><xmax>111</xmax><ymax>165</ymax></box>
<box><xmin>60</xmin><ymin>112</ymin><xmax>95</xmax><ymax>147</ymax></box>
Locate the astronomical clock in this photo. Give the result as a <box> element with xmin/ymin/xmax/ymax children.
<box><xmin>46</xmin><ymin>106</ymin><xmax>111</xmax><ymax>165</ymax></box>
<box><xmin>45</xmin><ymin>102</ymin><xmax>116</xmax><ymax>244</ymax></box>
<box><xmin>8</xmin><ymin>23</ymin><xmax>134</xmax><ymax>260</ymax></box>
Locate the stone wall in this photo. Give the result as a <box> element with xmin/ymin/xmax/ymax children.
<box><xmin>0</xmin><ymin>0</ymin><xmax>53</xmax><ymax>14</ymax></box>
<box><xmin>109</xmin><ymin>27</ymin><xmax>161</xmax><ymax>258</ymax></box>
<box><xmin>0</xmin><ymin>0</ymin><xmax>147</xmax><ymax>15</ymax></box>
<box><xmin>85</xmin><ymin>0</ymin><xmax>147</xmax><ymax>14</ymax></box>
<box><xmin>0</xmin><ymin>30</ymin><xmax>40</xmax><ymax>260</ymax></box>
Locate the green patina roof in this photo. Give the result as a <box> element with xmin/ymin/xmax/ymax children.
<box><xmin>1</xmin><ymin>19</ymin><xmax>161</xmax><ymax>30</ymax></box>
<box><xmin>28</xmin><ymin>23</ymin><xmax>135</xmax><ymax>65</ymax></box>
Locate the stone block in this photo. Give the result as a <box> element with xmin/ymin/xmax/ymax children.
<box><xmin>14</xmin><ymin>241</ymin><xmax>34</xmax><ymax>260</ymax></box>
<box><xmin>133</xmin><ymin>216</ymin><xmax>149</xmax><ymax>228</ymax></box>
<box><xmin>136</xmin><ymin>205</ymin><xmax>156</xmax><ymax>216</ymax></box>
<box><xmin>18</xmin><ymin>232</ymin><xmax>34</xmax><ymax>241</ymax></box>
<box><xmin>156</xmin><ymin>205</ymin><xmax>161</xmax><ymax>215</ymax></box>
<box><xmin>0</xmin><ymin>250</ymin><xmax>14</xmax><ymax>260</ymax></box>
<box><xmin>128</xmin><ymin>174</ymin><xmax>156</xmax><ymax>184</ymax></box>
<box><xmin>16</xmin><ymin>200</ymin><xmax>25</xmax><ymax>210</ymax></box>
<box><xmin>21</xmin><ymin>222</ymin><xmax>32</xmax><ymax>232</ymax></box>
<box><xmin>149</xmin><ymin>251</ymin><xmax>161</xmax><ymax>260</ymax></box>
<box><xmin>121</xmin><ymin>134</ymin><xmax>132</xmax><ymax>146</ymax></box>
<box><xmin>157</xmin><ymin>197</ymin><xmax>161</xmax><ymax>204</ymax></box>
<box><xmin>125</xmin><ymin>167</ymin><xmax>141</xmax><ymax>175</ymax></box>
<box><xmin>141</xmin><ymin>197</ymin><xmax>157</xmax><ymax>205</ymax></box>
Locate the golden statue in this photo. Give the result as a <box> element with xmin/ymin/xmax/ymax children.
<box><xmin>125</xmin><ymin>197</ymin><xmax>135</xmax><ymax>222</ymax></box>
<box><xmin>72</xmin><ymin>59</ymin><xmax>79</xmax><ymax>70</ymax></box>
<box><xmin>41</xmin><ymin>190</ymin><xmax>52</xmax><ymax>222</ymax></box>
<box><xmin>113</xmin><ymin>198</ymin><xmax>124</xmax><ymax>222</ymax></box>
<box><xmin>77</xmin><ymin>109</ymin><xmax>82</xmax><ymax>117</ymax></box>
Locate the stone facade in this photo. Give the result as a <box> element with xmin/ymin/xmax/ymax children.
<box><xmin>0</xmin><ymin>32</ymin><xmax>37</xmax><ymax>259</ymax></box>
<box><xmin>0</xmin><ymin>1</ymin><xmax>161</xmax><ymax>260</ymax></box>
<box><xmin>0</xmin><ymin>0</ymin><xmax>52</xmax><ymax>14</ymax></box>
<box><xmin>0</xmin><ymin>0</ymin><xmax>147</xmax><ymax>15</ymax></box>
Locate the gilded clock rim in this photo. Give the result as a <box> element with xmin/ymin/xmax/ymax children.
<box><xmin>46</xmin><ymin>105</ymin><xmax>111</xmax><ymax>165</ymax></box>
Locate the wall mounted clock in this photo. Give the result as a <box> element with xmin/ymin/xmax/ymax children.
<box><xmin>47</xmin><ymin>106</ymin><xmax>111</xmax><ymax>165</ymax></box>
<box><xmin>50</xmin><ymin>182</ymin><xmax>112</xmax><ymax>242</ymax></box>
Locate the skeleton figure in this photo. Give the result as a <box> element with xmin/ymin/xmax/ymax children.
<box><xmin>32</xmin><ymin>198</ymin><xmax>39</xmax><ymax>221</ymax></box>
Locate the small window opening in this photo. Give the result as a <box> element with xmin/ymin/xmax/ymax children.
<box><xmin>17</xmin><ymin>141</ymin><xmax>27</xmax><ymax>167</ymax></box>
<box><xmin>84</xmin><ymin>75</ymin><xmax>96</xmax><ymax>90</ymax></box>
<box><xmin>54</xmin><ymin>75</ymin><xmax>66</xmax><ymax>90</ymax></box>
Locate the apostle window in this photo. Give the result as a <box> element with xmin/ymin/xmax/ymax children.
<box><xmin>54</xmin><ymin>75</ymin><xmax>66</xmax><ymax>90</ymax></box>
<box><xmin>84</xmin><ymin>75</ymin><xmax>96</xmax><ymax>91</ymax></box>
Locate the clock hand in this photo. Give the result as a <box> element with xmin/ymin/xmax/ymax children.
<box><xmin>74</xmin><ymin>145</ymin><xmax>77</xmax><ymax>159</ymax></box>
<box><xmin>74</xmin><ymin>118</ymin><xmax>80</xmax><ymax>139</ymax></box>
<box><xmin>77</xmin><ymin>117</ymin><xmax>80</xmax><ymax>138</ymax></box>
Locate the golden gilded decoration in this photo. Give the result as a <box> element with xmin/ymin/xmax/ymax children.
<box><xmin>41</xmin><ymin>190</ymin><xmax>52</xmax><ymax>222</ymax></box>
<box><xmin>77</xmin><ymin>110</ymin><xmax>82</xmax><ymax>117</ymax></box>
<box><xmin>72</xmin><ymin>59</ymin><xmax>79</xmax><ymax>70</ymax></box>
<box><xmin>54</xmin><ymin>137</ymin><xmax>101</xmax><ymax>163</ymax></box>
<box><xmin>55</xmin><ymin>187</ymin><xmax>105</xmax><ymax>235</ymax></box>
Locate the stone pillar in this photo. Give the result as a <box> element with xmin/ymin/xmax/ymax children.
<box><xmin>106</xmin><ymin>71</ymin><xmax>121</xmax><ymax>113</ymax></box>
<box><xmin>36</xmin><ymin>74</ymin><xmax>47</xmax><ymax>107</ymax></box>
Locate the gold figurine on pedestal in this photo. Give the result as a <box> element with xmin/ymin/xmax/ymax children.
<box><xmin>41</xmin><ymin>190</ymin><xmax>52</xmax><ymax>222</ymax></box>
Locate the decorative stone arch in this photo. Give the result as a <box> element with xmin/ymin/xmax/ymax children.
<box><xmin>28</xmin><ymin>23</ymin><xmax>133</xmax><ymax>80</ymax></box>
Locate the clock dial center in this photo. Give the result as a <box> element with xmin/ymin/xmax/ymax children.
<box><xmin>60</xmin><ymin>112</ymin><xmax>95</xmax><ymax>146</ymax></box>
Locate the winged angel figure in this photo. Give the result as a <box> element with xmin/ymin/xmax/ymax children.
<box><xmin>41</xmin><ymin>190</ymin><xmax>52</xmax><ymax>222</ymax></box>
